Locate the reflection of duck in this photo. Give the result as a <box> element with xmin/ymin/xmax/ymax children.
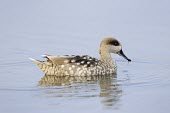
<box><xmin>30</xmin><ymin>37</ymin><xmax>131</xmax><ymax>76</ymax></box>
<box><xmin>39</xmin><ymin>74</ymin><xmax>117</xmax><ymax>86</ymax></box>
<box><xmin>39</xmin><ymin>74</ymin><xmax>122</xmax><ymax>109</ymax></box>
<box><xmin>99</xmin><ymin>78</ymin><xmax>122</xmax><ymax>108</ymax></box>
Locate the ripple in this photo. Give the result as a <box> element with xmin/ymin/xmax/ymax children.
<box><xmin>0</xmin><ymin>61</ymin><xmax>31</xmax><ymax>67</ymax></box>
<box><xmin>117</xmin><ymin>60</ymin><xmax>170</xmax><ymax>89</ymax></box>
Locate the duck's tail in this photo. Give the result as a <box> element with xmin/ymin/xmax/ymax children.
<box><xmin>29</xmin><ymin>58</ymin><xmax>56</xmax><ymax>75</ymax></box>
<box><xmin>29</xmin><ymin>58</ymin><xmax>42</xmax><ymax>65</ymax></box>
<box><xmin>29</xmin><ymin>58</ymin><xmax>45</xmax><ymax>71</ymax></box>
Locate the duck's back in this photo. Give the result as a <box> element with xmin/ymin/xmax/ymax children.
<box><xmin>30</xmin><ymin>55</ymin><xmax>97</xmax><ymax>76</ymax></box>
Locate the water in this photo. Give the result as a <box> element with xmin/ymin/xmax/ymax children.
<box><xmin>0</xmin><ymin>0</ymin><xmax>170</xmax><ymax>113</ymax></box>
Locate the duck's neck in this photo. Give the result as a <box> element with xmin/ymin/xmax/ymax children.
<box><xmin>100</xmin><ymin>51</ymin><xmax>113</xmax><ymax>62</ymax></box>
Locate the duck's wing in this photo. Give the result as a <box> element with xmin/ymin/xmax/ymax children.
<box><xmin>43</xmin><ymin>54</ymin><xmax>99</xmax><ymax>67</ymax></box>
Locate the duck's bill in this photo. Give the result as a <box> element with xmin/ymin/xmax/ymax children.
<box><xmin>117</xmin><ymin>49</ymin><xmax>131</xmax><ymax>62</ymax></box>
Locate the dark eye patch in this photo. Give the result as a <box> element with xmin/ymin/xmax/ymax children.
<box><xmin>108</xmin><ymin>40</ymin><xmax>120</xmax><ymax>46</ymax></box>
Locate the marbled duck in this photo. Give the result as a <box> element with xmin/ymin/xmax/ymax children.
<box><xmin>30</xmin><ymin>37</ymin><xmax>131</xmax><ymax>76</ymax></box>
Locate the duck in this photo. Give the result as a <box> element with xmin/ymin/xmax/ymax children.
<box><xmin>29</xmin><ymin>37</ymin><xmax>131</xmax><ymax>76</ymax></box>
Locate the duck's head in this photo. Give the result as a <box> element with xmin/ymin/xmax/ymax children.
<box><xmin>100</xmin><ymin>37</ymin><xmax>131</xmax><ymax>62</ymax></box>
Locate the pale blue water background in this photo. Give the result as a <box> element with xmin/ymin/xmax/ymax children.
<box><xmin>0</xmin><ymin>0</ymin><xmax>170</xmax><ymax>113</ymax></box>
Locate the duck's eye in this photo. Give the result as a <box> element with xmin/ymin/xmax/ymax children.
<box><xmin>113</xmin><ymin>42</ymin><xmax>118</xmax><ymax>46</ymax></box>
<box><xmin>108</xmin><ymin>40</ymin><xmax>119</xmax><ymax>46</ymax></box>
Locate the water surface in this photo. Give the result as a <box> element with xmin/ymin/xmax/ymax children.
<box><xmin>0</xmin><ymin>1</ymin><xmax>170</xmax><ymax>113</ymax></box>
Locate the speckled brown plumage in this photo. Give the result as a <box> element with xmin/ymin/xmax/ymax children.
<box><xmin>30</xmin><ymin>37</ymin><xmax>131</xmax><ymax>76</ymax></box>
